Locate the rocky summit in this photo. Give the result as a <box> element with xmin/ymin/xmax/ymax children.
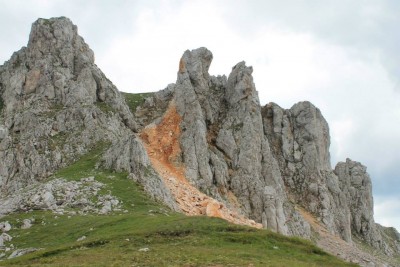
<box><xmin>0</xmin><ymin>17</ymin><xmax>399</xmax><ymax>266</ymax></box>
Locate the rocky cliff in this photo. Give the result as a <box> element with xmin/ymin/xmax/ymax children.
<box><xmin>0</xmin><ymin>17</ymin><xmax>176</xmax><ymax>209</ymax></box>
<box><xmin>0</xmin><ymin>17</ymin><xmax>399</xmax><ymax>266</ymax></box>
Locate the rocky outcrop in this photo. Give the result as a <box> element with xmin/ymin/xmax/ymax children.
<box><xmin>101</xmin><ymin>134</ymin><xmax>179</xmax><ymax>211</ymax></box>
<box><xmin>262</xmin><ymin>102</ymin><xmax>400</xmax><ymax>257</ymax></box>
<box><xmin>0</xmin><ymin>16</ymin><xmax>184</xmax><ymax>214</ymax></box>
<box><xmin>334</xmin><ymin>159</ymin><xmax>400</xmax><ymax>255</ymax></box>
<box><xmin>0</xmin><ymin>17</ymin><xmax>137</xmax><ymax>196</ymax></box>
<box><xmin>0</xmin><ymin>177</ymin><xmax>122</xmax><ymax>216</ymax></box>
<box><xmin>143</xmin><ymin>47</ymin><xmax>310</xmax><ymax>237</ymax></box>
<box><xmin>334</xmin><ymin>159</ymin><xmax>376</xmax><ymax>240</ymax></box>
<box><xmin>134</xmin><ymin>47</ymin><xmax>399</xmax><ymax>263</ymax></box>
<box><xmin>0</xmin><ymin>17</ymin><xmax>399</xmax><ymax>266</ymax></box>
<box><xmin>262</xmin><ymin>102</ymin><xmax>349</xmax><ymax>239</ymax></box>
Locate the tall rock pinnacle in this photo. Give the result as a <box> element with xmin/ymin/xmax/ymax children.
<box><xmin>27</xmin><ymin>17</ymin><xmax>94</xmax><ymax>73</ymax></box>
<box><xmin>0</xmin><ymin>17</ymin><xmax>137</xmax><ymax>195</ymax></box>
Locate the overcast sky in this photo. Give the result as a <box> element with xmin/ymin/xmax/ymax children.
<box><xmin>0</xmin><ymin>0</ymin><xmax>399</xmax><ymax>231</ymax></box>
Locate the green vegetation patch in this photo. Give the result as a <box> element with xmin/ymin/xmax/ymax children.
<box><xmin>0</xmin><ymin>144</ymin><xmax>356</xmax><ymax>267</ymax></box>
<box><xmin>95</xmin><ymin>102</ymin><xmax>115</xmax><ymax>114</ymax></box>
<box><xmin>122</xmin><ymin>92</ymin><xmax>153</xmax><ymax>113</ymax></box>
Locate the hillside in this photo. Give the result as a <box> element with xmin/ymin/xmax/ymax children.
<box><xmin>0</xmin><ymin>145</ymin><xmax>357</xmax><ymax>266</ymax></box>
<box><xmin>0</xmin><ymin>17</ymin><xmax>399</xmax><ymax>266</ymax></box>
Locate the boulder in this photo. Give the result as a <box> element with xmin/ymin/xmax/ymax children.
<box><xmin>21</xmin><ymin>219</ymin><xmax>33</xmax><ymax>229</ymax></box>
<box><xmin>8</xmin><ymin>248</ymin><xmax>39</xmax><ymax>259</ymax></box>
<box><xmin>0</xmin><ymin>222</ymin><xmax>11</xmax><ymax>232</ymax></box>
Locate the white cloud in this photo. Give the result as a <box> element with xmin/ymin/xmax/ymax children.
<box><xmin>375</xmin><ymin>196</ymin><xmax>400</xmax><ymax>232</ymax></box>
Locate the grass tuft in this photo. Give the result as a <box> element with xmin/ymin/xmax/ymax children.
<box><xmin>122</xmin><ymin>92</ymin><xmax>153</xmax><ymax>113</ymax></box>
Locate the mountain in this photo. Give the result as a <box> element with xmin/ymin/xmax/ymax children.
<box><xmin>0</xmin><ymin>17</ymin><xmax>399</xmax><ymax>266</ymax></box>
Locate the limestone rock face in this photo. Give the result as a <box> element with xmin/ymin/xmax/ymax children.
<box><xmin>169</xmin><ymin>48</ymin><xmax>310</xmax><ymax>236</ymax></box>
<box><xmin>1</xmin><ymin>17</ymin><xmax>399</xmax><ymax>265</ymax></box>
<box><xmin>262</xmin><ymin>102</ymin><xmax>346</xmax><ymax>237</ymax></box>
<box><xmin>0</xmin><ymin>17</ymin><xmax>134</xmax><ymax>196</ymax></box>
<box><xmin>101</xmin><ymin>135</ymin><xmax>179</xmax><ymax>211</ymax></box>
<box><xmin>333</xmin><ymin>159</ymin><xmax>398</xmax><ymax>254</ymax></box>
<box><xmin>262</xmin><ymin>102</ymin><xmax>400</xmax><ymax>256</ymax></box>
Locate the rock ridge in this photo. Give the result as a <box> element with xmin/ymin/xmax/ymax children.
<box><xmin>134</xmin><ymin>47</ymin><xmax>400</xmax><ymax>265</ymax></box>
<box><xmin>0</xmin><ymin>17</ymin><xmax>399</xmax><ymax>266</ymax></box>
<box><xmin>0</xmin><ymin>17</ymin><xmax>174</xmax><ymax>210</ymax></box>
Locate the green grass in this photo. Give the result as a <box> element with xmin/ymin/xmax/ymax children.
<box><xmin>0</xmin><ymin>145</ymin><xmax>357</xmax><ymax>267</ymax></box>
<box><xmin>122</xmin><ymin>92</ymin><xmax>153</xmax><ymax>114</ymax></box>
<box><xmin>95</xmin><ymin>102</ymin><xmax>115</xmax><ymax>114</ymax></box>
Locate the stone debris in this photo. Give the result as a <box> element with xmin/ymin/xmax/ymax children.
<box><xmin>298</xmin><ymin>208</ymin><xmax>389</xmax><ymax>267</ymax></box>
<box><xmin>76</xmin><ymin>236</ymin><xmax>86</xmax><ymax>242</ymax></box>
<box><xmin>138</xmin><ymin>247</ymin><xmax>150</xmax><ymax>252</ymax></box>
<box><xmin>0</xmin><ymin>222</ymin><xmax>11</xmax><ymax>232</ymax></box>
<box><xmin>8</xmin><ymin>248</ymin><xmax>40</xmax><ymax>259</ymax></box>
<box><xmin>0</xmin><ymin>178</ymin><xmax>121</xmax><ymax>216</ymax></box>
<box><xmin>0</xmin><ymin>233</ymin><xmax>12</xmax><ymax>247</ymax></box>
<box><xmin>21</xmin><ymin>219</ymin><xmax>33</xmax><ymax>230</ymax></box>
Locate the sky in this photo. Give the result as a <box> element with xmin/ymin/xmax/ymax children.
<box><xmin>0</xmin><ymin>0</ymin><xmax>399</xmax><ymax>231</ymax></box>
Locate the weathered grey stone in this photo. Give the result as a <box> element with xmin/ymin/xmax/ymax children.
<box><xmin>0</xmin><ymin>16</ymin><xmax>399</xmax><ymax>265</ymax></box>
<box><xmin>0</xmin><ymin>222</ymin><xmax>11</xmax><ymax>232</ymax></box>
<box><xmin>76</xmin><ymin>236</ymin><xmax>86</xmax><ymax>242</ymax></box>
<box><xmin>21</xmin><ymin>219</ymin><xmax>33</xmax><ymax>229</ymax></box>
<box><xmin>8</xmin><ymin>248</ymin><xmax>39</xmax><ymax>259</ymax></box>
<box><xmin>170</xmin><ymin>48</ymin><xmax>308</xmax><ymax>236</ymax></box>
<box><xmin>0</xmin><ymin>178</ymin><xmax>121</xmax><ymax>216</ymax></box>
<box><xmin>262</xmin><ymin>102</ymin><xmax>343</xmax><ymax>235</ymax></box>
<box><xmin>0</xmin><ymin>17</ymin><xmax>137</xmax><ymax>196</ymax></box>
<box><xmin>0</xmin><ymin>233</ymin><xmax>12</xmax><ymax>247</ymax></box>
<box><xmin>334</xmin><ymin>159</ymin><xmax>387</xmax><ymax>251</ymax></box>
<box><xmin>101</xmin><ymin>135</ymin><xmax>179</xmax><ymax>212</ymax></box>
<box><xmin>0</xmin><ymin>126</ymin><xmax>7</xmax><ymax>140</ymax></box>
<box><xmin>262</xmin><ymin>100</ymin><xmax>400</xmax><ymax>259</ymax></box>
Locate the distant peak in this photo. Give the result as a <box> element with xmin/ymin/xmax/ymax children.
<box><xmin>28</xmin><ymin>17</ymin><xmax>77</xmax><ymax>48</ymax></box>
<box><xmin>25</xmin><ymin>16</ymin><xmax>94</xmax><ymax>71</ymax></box>
<box><xmin>179</xmin><ymin>47</ymin><xmax>213</xmax><ymax>78</ymax></box>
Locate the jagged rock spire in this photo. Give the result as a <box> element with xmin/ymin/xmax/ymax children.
<box><xmin>0</xmin><ymin>17</ymin><xmax>137</xmax><ymax>196</ymax></box>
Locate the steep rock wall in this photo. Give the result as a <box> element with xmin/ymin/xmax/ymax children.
<box><xmin>0</xmin><ymin>17</ymin><xmax>148</xmax><ymax>199</ymax></box>
<box><xmin>165</xmin><ymin>48</ymin><xmax>311</xmax><ymax>237</ymax></box>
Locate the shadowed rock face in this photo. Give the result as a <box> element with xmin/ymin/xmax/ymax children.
<box><xmin>1</xmin><ymin>17</ymin><xmax>399</xmax><ymax>263</ymax></box>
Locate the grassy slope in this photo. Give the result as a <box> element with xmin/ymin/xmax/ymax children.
<box><xmin>121</xmin><ymin>92</ymin><xmax>153</xmax><ymax>114</ymax></box>
<box><xmin>0</xmin><ymin>146</ymin><xmax>357</xmax><ymax>267</ymax></box>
